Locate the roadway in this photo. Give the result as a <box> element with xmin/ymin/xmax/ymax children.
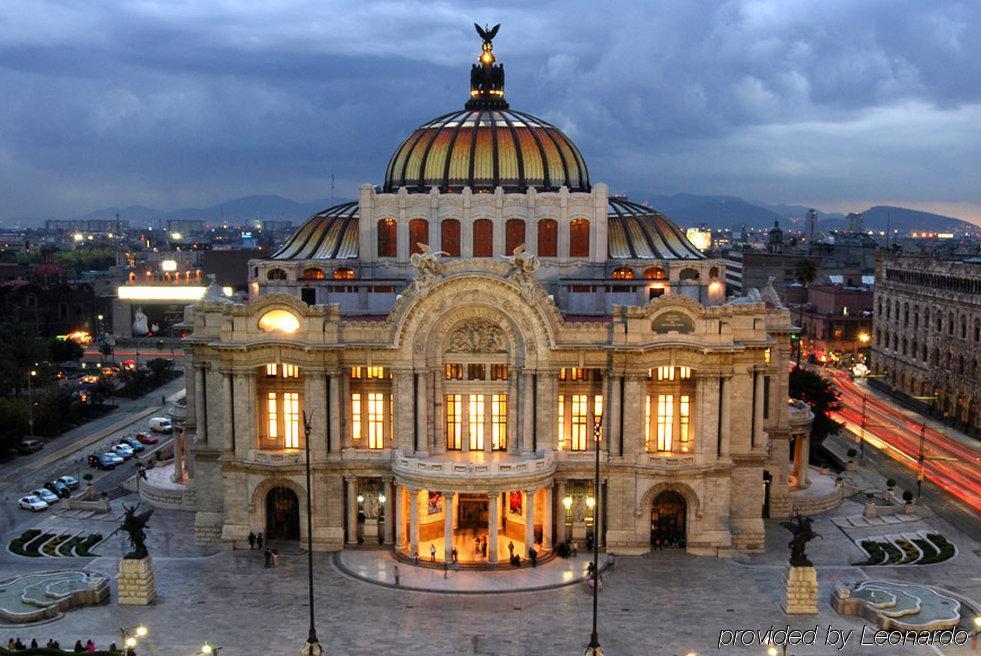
<box><xmin>827</xmin><ymin>368</ymin><xmax>981</xmax><ymax>514</ymax></box>
<box><xmin>0</xmin><ymin>377</ymin><xmax>185</xmax><ymax>538</ymax></box>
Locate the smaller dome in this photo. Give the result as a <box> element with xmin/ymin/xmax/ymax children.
<box><xmin>270</xmin><ymin>201</ymin><xmax>359</xmax><ymax>261</ymax></box>
<box><xmin>607</xmin><ymin>198</ymin><xmax>704</xmax><ymax>260</ymax></box>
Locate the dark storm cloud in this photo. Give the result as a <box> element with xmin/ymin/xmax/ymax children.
<box><xmin>1</xmin><ymin>0</ymin><xmax>980</xmax><ymax>222</ymax></box>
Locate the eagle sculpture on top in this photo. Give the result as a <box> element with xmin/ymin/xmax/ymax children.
<box><xmin>475</xmin><ymin>23</ymin><xmax>500</xmax><ymax>44</ymax></box>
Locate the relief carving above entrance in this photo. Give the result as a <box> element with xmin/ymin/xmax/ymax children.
<box><xmin>447</xmin><ymin>318</ymin><xmax>507</xmax><ymax>353</ymax></box>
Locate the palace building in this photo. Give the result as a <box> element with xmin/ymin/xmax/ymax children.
<box><xmin>174</xmin><ymin>26</ymin><xmax>809</xmax><ymax>562</ymax></box>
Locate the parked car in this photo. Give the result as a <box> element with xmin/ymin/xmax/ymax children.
<box><xmin>111</xmin><ymin>444</ymin><xmax>134</xmax><ymax>460</ymax></box>
<box><xmin>90</xmin><ymin>453</ymin><xmax>118</xmax><ymax>470</ymax></box>
<box><xmin>16</xmin><ymin>439</ymin><xmax>44</xmax><ymax>454</ymax></box>
<box><xmin>19</xmin><ymin>495</ymin><xmax>48</xmax><ymax>512</ymax></box>
<box><xmin>148</xmin><ymin>417</ymin><xmax>173</xmax><ymax>433</ymax></box>
<box><xmin>57</xmin><ymin>475</ymin><xmax>80</xmax><ymax>490</ymax></box>
<box><xmin>120</xmin><ymin>437</ymin><xmax>146</xmax><ymax>452</ymax></box>
<box><xmin>44</xmin><ymin>480</ymin><xmax>71</xmax><ymax>498</ymax></box>
<box><xmin>31</xmin><ymin>488</ymin><xmax>60</xmax><ymax>504</ymax></box>
<box><xmin>134</xmin><ymin>432</ymin><xmax>158</xmax><ymax>445</ymax></box>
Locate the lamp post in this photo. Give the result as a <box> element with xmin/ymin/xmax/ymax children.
<box><xmin>584</xmin><ymin>415</ymin><xmax>603</xmax><ymax>656</ymax></box>
<box><xmin>198</xmin><ymin>641</ymin><xmax>222</xmax><ymax>655</ymax></box>
<box><xmin>301</xmin><ymin>412</ymin><xmax>323</xmax><ymax>656</ymax></box>
<box><xmin>119</xmin><ymin>625</ymin><xmax>148</xmax><ymax>653</ymax></box>
<box><xmin>27</xmin><ymin>369</ymin><xmax>37</xmax><ymax>436</ymax></box>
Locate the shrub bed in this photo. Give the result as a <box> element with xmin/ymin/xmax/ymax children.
<box><xmin>881</xmin><ymin>541</ymin><xmax>903</xmax><ymax>564</ymax></box>
<box><xmin>912</xmin><ymin>538</ymin><xmax>938</xmax><ymax>563</ymax></box>
<box><xmin>894</xmin><ymin>539</ymin><xmax>919</xmax><ymax>565</ymax></box>
<box><xmin>41</xmin><ymin>534</ymin><xmax>71</xmax><ymax>557</ymax></box>
<box><xmin>57</xmin><ymin>535</ymin><xmax>86</xmax><ymax>557</ymax></box>
<box><xmin>8</xmin><ymin>529</ymin><xmax>41</xmax><ymax>557</ymax></box>
<box><xmin>853</xmin><ymin>540</ymin><xmax>887</xmax><ymax>566</ymax></box>
<box><xmin>74</xmin><ymin>533</ymin><xmax>102</xmax><ymax>557</ymax></box>
<box><xmin>920</xmin><ymin>534</ymin><xmax>956</xmax><ymax>564</ymax></box>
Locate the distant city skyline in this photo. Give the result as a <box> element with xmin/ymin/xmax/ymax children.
<box><xmin>2</xmin><ymin>1</ymin><xmax>980</xmax><ymax>226</ymax></box>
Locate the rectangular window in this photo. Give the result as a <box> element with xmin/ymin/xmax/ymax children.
<box><xmin>656</xmin><ymin>366</ymin><xmax>675</xmax><ymax>381</ymax></box>
<box><xmin>468</xmin><ymin>394</ymin><xmax>485</xmax><ymax>450</ymax></box>
<box><xmin>657</xmin><ymin>394</ymin><xmax>673</xmax><ymax>452</ymax></box>
<box><xmin>267</xmin><ymin>392</ymin><xmax>278</xmax><ymax>439</ymax></box>
<box><xmin>366</xmin><ymin>366</ymin><xmax>385</xmax><ymax>379</ymax></box>
<box><xmin>490</xmin><ymin>364</ymin><xmax>509</xmax><ymax>381</ymax></box>
<box><xmin>492</xmin><ymin>394</ymin><xmax>507</xmax><ymax>450</ymax></box>
<box><xmin>445</xmin><ymin>364</ymin><xmax>463</xmax><ymax>380</ymax></box>
<box><xmin>351</xmin><ymin>366</ymin><xmax>361</xmax><ymax>380</ymax></box>
<box><xmin>283</xmin><ymin>364</ymin><xmax>299</xmax><ymax>378</ymax></box>
<box><xmin>678</xmin><ymin>366</ymin><xmax>691</xmax><ymax>380</ymax></box>
<box><xmin>557</xmin><ymin>394</ymin><xmax>565</xmax><ymax>448</ymax></box>
<box><xmin>571</xmin><ymin>394</ymin><xmax>588</xmax><ymax>451</ymax></box>
<box><xmin>266</xmin><ymin>364</ymin><xmax>277</xmax><ymax>377</ymax></box>
<box><xmin>351</xmin><ymin>393</ymin><xmax>362</xmax><ymax>441</ymax></box>
<box><xmin>446</xmin><ymin>394</ymin><xmax>462</xmax><ymax>450</ymax></box>
<box><xmin>367</xmin><ymin>392</ymin><xmax>384</xmax><ymax>449</ymax></box>
<box><xmin>351</xmin><ymin>366</ymin><xmax>386</xmax><ymax>380</ymax></box>
<box><xmin>284</xmin><ymin>392</ymin><xmax>300</xmax><ymax>448</ymax></box>
<box><xmin>468</xmin><ymin>364</ymin><xmax>486</xmax><ymax>380</ymax></box>
<box><xmin>679</xmin><ymin>395</ymin><xmax>690</xmax><ymax>447</ymax></box>
<box><xmin>644</xmin><ymin>395</ymin><xmax>652</xmax><ymax>449</ymax></box>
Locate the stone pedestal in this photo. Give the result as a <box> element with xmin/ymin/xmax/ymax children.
<box><xmin>363</xmin><ymin>519</ymin><xmax>379</xmax><ymax>541</ymax></box>
<box><xmin>784</xmin><ymin>565</ymin><xmax>817</xmax><ymax>614</ymax></box>
<box><xmin>117</xmin><ymin>556</ymin><xmax>157</xmax><ymax>605</ymax></box>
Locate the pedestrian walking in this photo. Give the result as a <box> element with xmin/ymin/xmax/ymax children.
<box><xmin>429</xmin><ymin>544</ymin><xmax>437</xmax><ymax>563</ymax></box>
<box><xmin>264</xmin><ymin>547</ymin><xmax>272</xmax><ymax>568</ymax></box>
<box><xmin>393</xmin><ymin>565</ymin><xmax>400</xmax><ymax>586</ymax></box>
<box><xmin>529</xmin><ymin>547</ymin><xmax>538</xmax><ymax>567</ymax></box>
<box><xmin>507</xmin><ymin>540</ymin><xmax>515</xmax><ymax>557</ymax></box>
<box><xmin>256</xmin><ymin>532</ymin><xmax>264</xmax><ymax>549</ymax></box>
<box><xmin>443</xmin><ymin>560</ymin><xmax>449</xmax><ymax>579</ymax></box>
<box><xmin>481</xmin><ymin>536</ymin><xmax>487</xmax><ymax>557</ymax></box>
<box><xmin>451</xmin><ymin>547</ymin><xmax>458</xmax><ymax>563</ymax></box>
<box><xmin>271</xmin><ymin>547</ymin><xmax>279</xmax><ymax>567</ymax></box>
<box><xmin>412</xmin><ymin>551</ymin><xmax>419</xmax><ymax>565</ymax></box>
<box><xmin>248</xmin><ymin>531</ymin><xmax>256</xmax><ymax>550</ymax></box>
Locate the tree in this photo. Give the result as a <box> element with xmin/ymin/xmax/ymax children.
<box><xmin>793</xmin><ymin>258</ymin><xmax>818</xmax><ymax>366</ymax></box>
<box><xmin>789</xmin><ymin>366</ymin><xmax>842</xmax><ymax>446</ymax></box>
<box><xmin>146</xmin><ymin>357</ymin><xmax>174</xmax><ymax>383</ymax></box>
<box><xmin>98</xmin><ymin>341</ymin><xmax>114</xmax><ymax>365</ymax></box>
<box><xmin>50</xmin><ymin>337</ymin><xmax>85</xmax><ymax>363</ymax></box>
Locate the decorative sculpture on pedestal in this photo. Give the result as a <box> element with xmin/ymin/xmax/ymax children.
<box><xmin>121</xmin><ymin>504</ymin><xmax>154</xmax><ymax>560</ymax></box>
<box><xmin>781</xmin><ymin>513</ymin><xmax>822</xmax><ymax>614</ymax></box>
<box><xmin>781</xmin><ymin>513</ymin><xmax>821</xmax><ymax>567</ymax></box>
<box><xmin>117</xmin><ymin>504</ymin><xmax>157</xmax><ymax>605</ymax></box>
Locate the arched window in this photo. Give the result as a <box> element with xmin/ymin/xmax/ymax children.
<box><xmin>679</xmin><ymin>268</ymin><xmax>700</xmax><ymax>281</ymax></box>
<box><xmin>300</xmin><ymin>267</ymin><xmax>326</xmax><ymax>281</ymax></box>
<box><xmin>473</xmin><ymin>219</ymin><xmax>493</xmax><ymax>257</ymax></box>
<box><xmin>612</xmin><ymin>267</ymin><xmax>634</xmax><ymax>280</ymax></box>
<box><xmin>505</xmin><ymin>219</ymin><xmax>526</xmax><ymax>255</ymax></box>
<box><xmin>409</xmin><ymin>219</ymin><xmax>428</xmax><ymax>255</ymax></box>
<box><xmin>377</xmin><ymin>219</ymin><xmax>397</xmax><ymax>258</ymax></box>
<box><xmin>267</xmin><ymin>268</ymin><xmax>287</xmax><ymax>281</ymax></box>
<box><xmin>644</xmin><ymin>267</ymin><xmax>667</xmax><ymax>280</ymax></box>
<box><xmin>537</xmin><ymin>219</ymin><xmax>557</xmax><ymax>257</ymax></box>
<box><xmin>960</xmin><ymin>315</ymin><xmax>967</xmax><ymax>339</ymax></box>
<box><xmin>333</xmin><ymin>268</ymin><xmax>355</xmax><ymax>280</ymax></box>
<box><xmin>441</xmin><ymin>219</ymin><xmax>460</xmax><ymax>257</ymax></box>
<box><xmin>569</xmin><ymin>218</ymin><xmax>590</xmax><ymax>257</ymax></box>
<box><xmin>709</xmin><ymin>266</ymin><xmax>720</xmax><ymax>278</ymax></box>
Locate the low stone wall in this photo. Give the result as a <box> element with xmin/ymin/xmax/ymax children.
<box><xmin>136</xmin><ymin>462</ymin><xmax>188</xmax><ymax>510</ymax></box>
<box><xmin>791</xmin><ymin>480</ymin><xmax>845</xmax><ymax>515</ymax></box>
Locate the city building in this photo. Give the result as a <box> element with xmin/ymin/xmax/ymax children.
<box><xmin>871</xmin><ymin>254</ymin><xmax>980</xmax><ymax>435</ymax></box>
<box><xmin>174</xmin><ymin>29</ymin><xmax>807</xmax><ymax>561</ymax></box>
<box><xmin>844</xmin><ymin>212</ymin><xmax>864</xmax><ymax>234</ymax></box>
<box><xmin>798</xmin><ymin>284</ymin><xmax>873</xmax><ymax>356</ymax></box>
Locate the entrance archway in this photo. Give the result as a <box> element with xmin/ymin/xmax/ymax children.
<box><xmin>266</xmin><ymin>486</ymin><xmax>300</xmax><ymax>540</ymax></box>
<box><xmin>650</xmin><ymin>490</ymin><xmax>686</xmax><ymax>549</ymax></box>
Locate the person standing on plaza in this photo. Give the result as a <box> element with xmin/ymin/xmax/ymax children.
<box><xmin>271</xmin><ymin>547</ymin><xmax>279</xmax><ymax>567</ymax></box>
<box><xmin>393</xmin><ymin>565</ymin><xmax>400</xmax><ymax>586</ymax></box>
<box><xmin>508</xmin><ymin>540</ymin><xmax>514</xmax><ymax>558</ymax></box>
<box><xmin>429</xmin><ymin>543</ymin><xmax>437</xmax><ymax>563</ymax></box>
<box><xmin>264</xmin><ymin>547</ymin><xmax>272</xmax><ymax>568</ymax></box>
<box><xmin>85</xmin><ymin>638</ymin><xmax>97</xmax><ymax>651</ymax></box>
<box><xmin>248</xmin><ymin>531</ymin><xmax>256</xmax><ymax>550</ymax></box>
<box><xmin>256</xmin><ymin>532</ymin><xmax>264</xmax><ymax>549</ymax></box>
<box><xmin>529</xmin><ymin>547</ymin><xmax>538</xmax><ymax>567</ymax></box>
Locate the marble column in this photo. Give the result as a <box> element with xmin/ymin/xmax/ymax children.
<box><xmin>507</xmin><ymin>372</ymin><xmax>519</xmax><ymax>455</ymax></box>
<box><xmin>622</xmin><ymin>374</ymin><xmax>646</xmax><ymax>456</ymax></box>
<box><xmin>194</xmin><ymin>366</ymin><xmax>207</xmax><ymax>445</ymax></box>
<box><xmin>345</xmin><ymin>477</ymin><xmax>358</xmax><ymax>544</ymax></box>
<box><xmin>414</xmin><ymin>372</ymin><xmax>427</xmax><ymax>454</ymax></box>
<box><xmin>487</xmin><ymin>492</ymin><xmax>499</xmax><ymax>564</ymax></box>
<box><xmin>521</xmin><ymin>372</ymin><xmax>534</xmax><ymax>454</ymax></box>
<box><xmin>222</xmin><ymin>371</ymin><xmax>233</xmax><ymax>452</ymax></box>
<box><xmin>555</xmin><ymin>479</ymin><xmax>567</xmax><ymax>545</ymax></box>
<box><xmin>753</xmin><ymin>368</ymin><xmax>765</xmax><ymax>449</ymax></box>
<box><xmin>719</xmin><ymin>374</ymin><xmax>732</xmax><ymax>457</ymax></box>
<box><xmin>443</xmin><ymin>491</ymin><xmax>454</xmax><ymax>561</ymax></box>
<box><xmin>408</xmin><ymin>488</ymin><xmax>420</xmax><ymax>557</ymax></box>
<box><xmin>524</xmin><ymin>489</ymin><xmax>536</xmax><ymax>555</ymax></box>
<box><xmin>328</xmin><ymin>372</ymin><xmax>341</xmax><ymax>452</ymax></box>
<box><xmin>542</xmin><ymin>484</ymin><xmax>553</xmax><ymax>550</ymax></box>
<box><xmin>383</xmin><ymin>478</ymin><xmax>395</xmax><ymax>545</ymax></box>
<box><xmin>394</xmin><ymin>484</ymin><xmax>405</xmax><ymax>549</ymax></box>
<box><xmin>234</xmin><ymin>372</ymin><xmax>255</xmax><ymax>458</ymax></box>
<box><xmin>607</xmin><ymin>372</ymin><xmax>623</xmax><ymax>457</ymax></box>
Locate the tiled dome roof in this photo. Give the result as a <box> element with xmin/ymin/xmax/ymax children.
<box><xmin>607</xmin><ymin>198</ymin><xmax>705</xmax><ymax>260</ymax></box>
<box><xmin>383</xmin><ymin>109</ymin><xmax>590</xmax><ymax>194</ymax></box>
<box><xmin>270</xmin><ymin>201</ymin><xmax>359</xmax><ymax>260</ymax></box>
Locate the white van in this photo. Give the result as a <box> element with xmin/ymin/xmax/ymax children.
<box><xmin>148</xmin><ymin>417</ymin><xmax>173</xmax><ymax>433</ymax></box>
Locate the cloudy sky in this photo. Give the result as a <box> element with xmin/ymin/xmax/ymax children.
<box><xmin>2</xmin><ymin>0</ymin><xmax>980</xmax><ymax>224</ymax></box>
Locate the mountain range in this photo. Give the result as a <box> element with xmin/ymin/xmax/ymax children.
<box><xmin>33</xmin><ymin>193</ymin><xmax>977</xmax><ymax>233</ymax></box>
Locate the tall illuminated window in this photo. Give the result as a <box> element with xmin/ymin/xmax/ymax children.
<box><xmin>446</xmin><ymin>394</ymin><xmax>462</xmax><ymax>450</ymax></box>
<box><xmin>571</xmin><ymin>394</ymin><xmax>588</xmax><ymax>451</ymax></box>
<box><xmin>351</xmin><ymin>393</ymin><xmax>362</xmax><ymax>441</ymax></box>
<box><xmin>644</xmin><ymin>395</ymin><xmax>652</xmax><ymax>448</ymax></box>
<box><xmin>367</xmin><ymin>392</ymin><xmax>385</xmax><ymax>449</ymax></box>
<box><xmin>283</xmin><ymin>364</ymin><xmax>299</xmax><ymax>378</ymax></box>
<box><xmin>266</xmin><ymin>363</ymin><xmax>278</xmax><ymax>377</ymax></box>
<box><xmin>283</xmin><ymin>392</ymin><xmax>299</xmax><ymax>448</ymax></box>
<box><xmin>492</xmin><ymin>394</ymin><xmax>507</xmax><ymax>450</ymax></box>
<box><xmin>267</xmin><ymin>392</ymin><xmax>278</xmax><ymax>439</ymax></box>
<box><xmin>679</xmin><ymin>395</ymin><xmax>691</xmax><ymax>447</ymax></box>
<box><xmin>657</xmin><ymin>394</ymin><xmax>674</xmax><ymax>452</ymax></box>
<box><xmin>468</xmin><ymin>394</ymin><xmax>485</xmax><ymax>450</ymax></box>
<box><xmin>557</xmin><ymin>395</ymin><xmax>565</xmax><ymax>447</ymax></box>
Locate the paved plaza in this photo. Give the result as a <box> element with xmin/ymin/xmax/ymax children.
<box><xmin>1</xmin><ymin>474</ymin><xmax>979</xmax><ymax>656</ymax></box>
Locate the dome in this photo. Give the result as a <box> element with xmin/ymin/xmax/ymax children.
<box><xmin>270</xmin><ymin>201</ymin><xmax>359</xmax><ymax>260</ymax></box>
<box><xmin>607</xmin><ymin>198</ymin><xmax>705</xmax><ymax>260</ymax></box>
<box><xmin>383</xmin><ymin>109</ymin><xmax>589</xmax><ymax>194</ymax></box>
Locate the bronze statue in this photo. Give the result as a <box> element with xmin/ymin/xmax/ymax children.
<box><xmin>474</xmin><ymin>23</ymin><xmax>500</xmax><ymax>45</ymax></box>
<box><xmin>781</xmin><ymin>513</ymin><xmax>821</xmax><ymax>567</ymax></box>
<box><xmin>120</xmin><ymin>503</ymin><xmax>154</xmax><ymax>560</ymax></box>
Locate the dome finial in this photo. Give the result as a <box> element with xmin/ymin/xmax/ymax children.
<box><xmin>467</xmin><ymin>22</ymin><xmax>508</xmax><ymax>109</ymax></box>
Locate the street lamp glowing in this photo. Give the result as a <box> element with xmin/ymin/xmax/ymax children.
<box><xmin>201</xmin><ymin>643</ymin><xmax>213</xmax><ymax>654</ymax></box>
<box><xmin>858</xmin><ymin>332</ymin><xmax>870</xmax><ymax>343</ymax></box>
<box><xmin>124</xmin><ymin>637</ymin><xmax>137</xmax><ymax>648</ymax></box>
<box><xmin>586</xmin><ymin>496</ymin><xmax>595</xmax><ymax>509</ymax></box>
<box><xmin>768</xmin><ymin>647</ymin><xmax>779</xmax><ymax>656</ymax></box>
<box><xmin>378</xmin><ymin>494</ymin><xmax>386</xmax><ymax>504</ymax></box>
<box><xmin>562</xmin><ymin>496</ymin><xmax>573</xmax><ymax>510</ymax></box>
<box><xmin>135</xmin><ymin>625</ymin><xmax>147</xmax><ymax>637</ymax></box>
